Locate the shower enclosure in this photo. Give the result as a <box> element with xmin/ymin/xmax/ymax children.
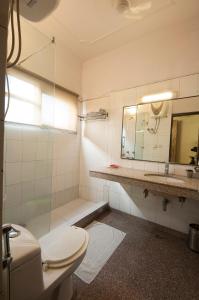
<box><xmin>3</xmin><ymin>16</ymin><xmax>55</xmax><ymax>238</ymax></box>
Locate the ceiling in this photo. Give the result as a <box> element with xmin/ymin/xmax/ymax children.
<box><xmin>32</xmin><ymin>0</ymin><xmax>199</xmax><ymax>61</ymax></box>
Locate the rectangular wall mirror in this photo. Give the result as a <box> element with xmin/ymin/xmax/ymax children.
<box><xmin>121</xmin><ymin>96</ymin><xmax>199</xmax><ymax>165</ymax></box>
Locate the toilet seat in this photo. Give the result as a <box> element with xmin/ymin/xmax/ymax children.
<box><xmin>39</xmin><ymin>225</ymin><xmax>88</xmax><ymax>270</ymax></box>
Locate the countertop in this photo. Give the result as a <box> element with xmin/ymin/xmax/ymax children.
<box><xmin>90</xmin><ymin>167</ymin><xmax>199</xmax><ymax>200</ymax></box>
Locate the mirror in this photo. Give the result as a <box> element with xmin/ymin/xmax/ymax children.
<box><xmin>121</xmin><ymin>96</ymin><xmax>199</xmax><ymax>165</ymax></box>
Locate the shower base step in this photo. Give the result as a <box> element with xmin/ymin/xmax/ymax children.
<box><xmin>51</xmin><ymin>198</ymin><xmax>109</xmax><ymax>230</ymax></box>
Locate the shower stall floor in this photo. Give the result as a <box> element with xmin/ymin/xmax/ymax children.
<box><xmin>27</xmin><ymin>199</ymin><xmax>108</xmax><ymax>238</ymax></box>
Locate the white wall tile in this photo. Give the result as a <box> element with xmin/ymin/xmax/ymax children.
<box><xmin>36</xmin><ymin>142</ymin><xmax>48</xmax><ymax>161</ymax></box>
<box><xmin>5</xmin><ymin>163</ymin><xmax>21</xmax><ymax>185</ymax></box>
<box><xmin>35</xmin><ymin>161</ymin><xmax>52</xmax><ymax>180</ymax></box>
<box><xmin>22</xmin><ymin>181</ymin><xmax>35</xmax><ymax>203</ymax></box>
<box><xmin>179</xmin><ymin>74</ymin><xmax>199</xmax><ymax>97</ymax></box>
<box><xmin>21</xmin><ymin>126</ymin><xmax>38</xmax><ymax>142</ymax></box>
<box><xmin>119</xmin><ymin>193</ymin><xmax>131</xmax><ymax>214</ymax></box>
<box><xmin>22</xmin><ymin>141</ymin><xmax>36</xmax><ymax>162</ymax></box>
<box><xmin>5</xmin><ymin>123</ymin><xmax>22</xmax><ymax>140</ymax></box>
<box><xmin>22</xmin><ymin>162</ymin><xmax>35</xmax><ymax>182</ymax></box>
<box><xmin>109</xmin><ymin>191</ymin><xmax>120</xmax><ymax>210</ymax></box>
<box><xmin>35</xmin><ymin>177</ymin><xmax>52</xmax><ymax>198</ymax></box>
<box><xmin>4</xmin><ymin>183</ymin><xmax>22</xmax><ymax>207</ymax></box>
<box><xmin>6</xmin><ymin>140</ymin><xmax>22</xmax><ymax>162</ymax></box>
<box><xmin>52</xmin><ymin>175</ymin><xmax>66</xmax><ymax>193</ymax></box>
<box><xmin>36</xmin><ymin>128</ymin><xmax>49</xmax><ymax>142</ymax></box>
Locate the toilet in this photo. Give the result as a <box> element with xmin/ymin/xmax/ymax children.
<box><xmin>5</xmin><ymin>224</ymin><xmax>89</xmax><ymax>300</ymax></box>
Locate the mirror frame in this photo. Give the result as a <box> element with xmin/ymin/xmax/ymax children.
<box><xmin>121</xmin><ymin>94</ymin><xmax>199</xmax><ymax>166</ymax></box>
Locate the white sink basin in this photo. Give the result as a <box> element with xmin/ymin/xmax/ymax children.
<box><xmin>144</xmin><ymin>173</ymin><xmax>184</xmax><ymax>184</ymax></box>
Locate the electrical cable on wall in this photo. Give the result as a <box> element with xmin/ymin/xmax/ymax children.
<box><xmin>5</xmin><ymin>0</ymin><xmax>55</xmax><ymax>119</ymax></box>
<box><xmin>5</xmin><ymin>0</ymin><xmax>21</xmax><ymax>119</ymax></box>
<box><xmin>4</xmin><ymin>73</ymin><xmax>10</xmax><ymax>119</ymax></box>
<box><xmin>7</xmin><ymin>0</ymin><xmax>15</xmax><ymax>63</ymax></box>
<box><xmin>7</xmin><ymin>0</ymin><xmax>22</xmax><ymax>68</ymax></box>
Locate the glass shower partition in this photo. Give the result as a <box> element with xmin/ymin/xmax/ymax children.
<box><xmin>3</xmin><ymin>16</ymin><xmax>55</xmax><ymax>238</ymax></box>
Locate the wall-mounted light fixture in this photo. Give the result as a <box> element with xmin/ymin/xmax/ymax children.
<box><xmin>141</xmin><ymin>91</ymin><xmax>176</xmax><ymax>103</ymax></box>
<box><xmin>126</xmin><ymin>106</ymin><xmax>137</xmax><ymax>115</ymax></box>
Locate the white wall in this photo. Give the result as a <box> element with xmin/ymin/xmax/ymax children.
<box><xmin>55</xmin><ymin>41</ymin><xmax>82</xmax><ymax>94</ymax></box>
<box><xmin>81</xmin><ymin>17</ymin><xmax>199</xmax><ymax>100</ymax></box>
<box><xmin>79</xmin><ymin>72</ymin><xmax>199</xmax><ymax>234</ymax></box>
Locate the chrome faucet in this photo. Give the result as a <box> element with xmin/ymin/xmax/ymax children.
<box><xmin>164</xmin><ymin>162</ymin><xmax>169</xmax><ymax>176</ymax></box>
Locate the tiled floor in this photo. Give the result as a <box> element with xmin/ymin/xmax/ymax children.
<box><xmin>73</xmin><ymin>209</ymin><xmax>199</xmax><ymax>300</ymax></box>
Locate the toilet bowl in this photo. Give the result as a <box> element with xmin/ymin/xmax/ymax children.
<box><xmin>5</xmin><ymin>224</ymin><xmax>89</xmax><ymax>300</ymax></box>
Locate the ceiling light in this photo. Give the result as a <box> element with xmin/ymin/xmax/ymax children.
<box><xmin>141</xmin><ymin>91</ymin><xmax>176</xmax><ymax>103</ymax></box>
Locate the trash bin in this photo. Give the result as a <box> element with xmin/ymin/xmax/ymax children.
<box><xmin>188</xmin><ymin>224</ymin><xmax>199</xmax><ymax>253</ymax></box>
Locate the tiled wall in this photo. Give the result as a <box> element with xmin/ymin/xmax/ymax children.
<box><xmin>3</xmin><ymin>123</ymin><xmax>80</xmax><ymax>237</ymax></box>
<box><xmin>79</xmin><ymin>73</ymin><xmax>199</xmax><ymax>233</ymax></box>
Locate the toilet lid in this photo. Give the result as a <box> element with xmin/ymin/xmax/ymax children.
<box><xmin>39</xmin><ymin>225</ymin><xmax>87</xmax><ymax>269</ymax></box>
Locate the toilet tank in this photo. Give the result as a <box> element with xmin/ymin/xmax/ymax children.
<box><xmin>7</xmin><ymin>225</ymin><xmax>44</xmax><ymax>300</ymax></box>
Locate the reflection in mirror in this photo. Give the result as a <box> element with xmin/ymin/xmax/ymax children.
<box><xmin>135</xmin><ymin>100</ymin><xmax>172</xmax><ymax>162</ymax></box>
<box><xmin>121</xmin><ymin>96</ymin><xmax>199</xmax><ymax>165</ymax></box>
<box><xmin>121</xmin><ymin>106</ymin><xmax>137</xmax><ymax>159</ymax></box>
<box><xmin>170</xmin><ymin>97</ymin><xmax>199</xmax><ymax>165</ymax></box>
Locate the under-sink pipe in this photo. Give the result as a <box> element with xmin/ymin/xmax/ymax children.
<box><xmin>162</xmin><ymin>198</ymin><xmax>170</xmax><ymax>211</ymax></box>
<box><xmin>143</xmin><ymin>189</ymin><xmax>149</xmax><ymax>198</ymax></box>
<box><xmin>179</xmin><ymin>197</ymin><xmax>186</xmax><ymax>207</ymax></box>
<box><xmin>144</xmin><ymin>190</ymin><xmax>186</xmax><ymax>211</ymax></box>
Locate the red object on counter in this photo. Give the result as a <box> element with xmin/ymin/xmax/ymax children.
<box><xmin>109</xmin><ymin>164</ymin><xmax>119</xmax><ymax>169</ymax></box>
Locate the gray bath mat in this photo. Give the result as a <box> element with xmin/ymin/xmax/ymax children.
<box><xmin>75</xmin><ymin>221</ymin><xmax>126</xmax><ymax>284</ymax></box>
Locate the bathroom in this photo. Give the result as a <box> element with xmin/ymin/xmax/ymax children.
<box><xmin>0</xmin><ymin>0</ymin><xmax>199</xmax><ymax>299</ymax></box>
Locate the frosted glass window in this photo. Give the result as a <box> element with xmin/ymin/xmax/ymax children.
<box><xmin>5</xmin><ymin>69</ymin><xmax>78</xmax><ymax>132</ymax></box>
<box><xmin>42</xmin><ymin>94</ymin><xmax>55</xmax><ymax>127</ymax></box>
<box><xmin>54</xmin><ymin>89</ymin><xmax>78</xmax><ymax>132</ymax></box>
<box><xmin>5</xmin><ymin>70</ymin><xmax>42</xmax><ymax>126</ymax></box>
<box><xmin>5</xmin><ymin>96</ymin><xmax>41</xmax><ymax>126</ymax></box>
<box><xmin>6</xmin><ymin>75</ymin><xmax>41</xmax><ymax>105</ymax></box>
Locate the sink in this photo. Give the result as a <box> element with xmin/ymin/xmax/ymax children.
<box><xmin>144</xmin><ymin>173</ymin><xmax>185</xmax><ymax>184</ymax></box>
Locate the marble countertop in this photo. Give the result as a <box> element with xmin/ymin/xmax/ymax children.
<box><xmin>90</xmin><ymin>167</ymin><xmax>199</xmax><ymax>200</ymax></box>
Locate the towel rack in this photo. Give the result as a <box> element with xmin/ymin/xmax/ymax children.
<box><xmin>78</xmin><ymin>109</ymin><xmax>108</xmax><ymax>121</ymax></box>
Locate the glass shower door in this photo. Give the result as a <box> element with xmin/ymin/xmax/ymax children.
<box><xmin>3</xmin><ymin>16</ymin><xmax>55</xmax><ymax>238</ymax></box>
